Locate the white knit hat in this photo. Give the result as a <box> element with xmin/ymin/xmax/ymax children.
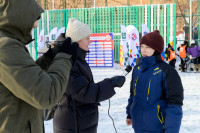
<box><xmin>65</xmin><ymin>18</ymin><xmax>92</xmax><ymax>42</ymax></box>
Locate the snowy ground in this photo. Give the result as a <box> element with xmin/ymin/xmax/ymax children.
<box><xmin>44</xmin><ymin>65</ymin><xmax>200</xmax><ymax>133</ymax></box>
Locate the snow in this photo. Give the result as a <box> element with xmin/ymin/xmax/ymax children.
<box><xmin>44</xmin><ymin>66</ymin><xmax>200</xmax><ymax>133</ymax></box>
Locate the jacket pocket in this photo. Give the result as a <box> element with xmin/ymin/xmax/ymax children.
<box><xmin>77</xmin><ymin>104</ymin><xmax>98</xmax><ymax>117</ymax></box>
<box><xmin>142</xmin><ymin>105</ymin><xmax>164</xmax><ymax>131</ymax></box>
<box><xmin>157</xmin><ymin>105</ymin><xmax>165</xmax><ymax>129</ymax></box>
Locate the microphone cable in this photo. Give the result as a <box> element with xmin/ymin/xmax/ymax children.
<box><xmin>107</xmin><ymin>65</ymin><xmax>133</xmax><ymax>133</ymax></box>
<box><xmin>108</xmin><ymin>99</ymin><xmax>118</xmax><ymax>133</ymax></box>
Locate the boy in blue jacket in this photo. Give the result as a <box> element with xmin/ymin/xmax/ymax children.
<box><xmin>126</xmin><ymin>30</ymin><xmax>184</xmax><ymax>133</ymax></box>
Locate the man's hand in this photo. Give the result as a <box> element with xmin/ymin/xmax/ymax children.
<box><xmin>58</xmin><ymin>37</ymin><xmax>79</xmax><ymax>63</ymax></box>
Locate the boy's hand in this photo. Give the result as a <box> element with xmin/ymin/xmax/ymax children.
<box><xmin>126</xmin><ymin>118</ymin><xmax>132</xmax><ymax>126</ymax></box>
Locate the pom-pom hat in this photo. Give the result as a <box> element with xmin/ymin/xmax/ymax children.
<box><xmin>65</xmin><ymin>18</ymin><xmax>92</xmax><ymax>42</ymax></box>
<box><xmin>140</xmin><ymin>30</ymin><xmax>164</xmax><ymax>54</ymax></box>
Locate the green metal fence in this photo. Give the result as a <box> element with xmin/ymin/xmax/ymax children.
<box><xmin>30</xmin><ymin>4</ymin><xmax>176</xmax><ymax>61</ymax></box>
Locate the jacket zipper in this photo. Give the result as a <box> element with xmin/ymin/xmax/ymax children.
<box><xmin>134</xmin><ymin>77</ymin><xmax>139</xmax><ymax>96</ymax></box>
<box><xmin>146</xmin><ymin>80</ymin><xmax>151</xmax><ymax>103</ymax></box>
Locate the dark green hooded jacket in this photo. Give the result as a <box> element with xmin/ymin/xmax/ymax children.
<box><xmin>0</xmin><ymin>0</ymin><xmax>72</xmax><ymax>132</ymax></box>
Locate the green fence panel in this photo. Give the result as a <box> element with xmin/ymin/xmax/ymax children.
<box><xmin>131</xmin><ymin>6</ymin><xmax>135</xmax><ymax>27</ymax></box>
<box><xmin>34</xmin><ymin>28</ymin><xmax>38</xmax><ymax>59</ymax></box>
<box><xmin>128</xmin><ymin>7</ymin><xmax>132</xmax><ymax>26</ymax></box>
<box><xmin>49</xmin><ymin>11</ymin><xmax>54</xmax><ymax>31</ymax></box>
<box><xmin>96</xmin><ymin>8</ymin><xmax>99</xmax><ymax>33</ymax></box>
<box><xmin>141</xmin><ymin>6</ymin><xmax>145</xmax><ymax>30</ymax></box>
<box><xmin>43</xmin><ymin>12</ymin><xmax>47</xmax><ymax>35</ymax></box>
<box><xmin>135</xmin><ymin>6</ymin><xmax>139</xmax><ymax>29</ymax></box>
<box><xmin>173</xmin><ymin>4</ymin><xmax>177</xmax><ymax>50</ymax></box>
<box><xmin>153</xmin><ymin>5</ymin><xmax>157</xmax><ymax>31</ymax></box>
<box><xmin>113</xmin><ymin>34</ymin><xmax>121</xmax><ymax>62</ymax></box>
<box><xmin>98</xmin><ymin>8</ymin><xmax>102</xmax><ymax>32</ymax></box>
<box><xmin>160</xmin><ymin>5</ymin><xmax>164</xmax><ymax>37</ymax></box>
<box><xmin>147</xmin><ymin>5</ymin><xmax>151</xmax><ymax>30</ymax></box>
<box><xmin>125</xmin><ymin>7</ymin><xmax>130</xmax><ymax>27</ymax></box>
<box><xmin>33</xmin><ymin>4</ymin><xmax>176</xmax><ymax>62</ymax></box>
<box><xmin>167</xmin><ymin>4</ymin><xmax>170</xmax><ymax>45</ymax></box>
<box><xmin>80</xmin><ymin>9</ymin><xmax>85</xmax><ymax>23</ymax></box>
<box><xmin>110</xmin><ymin>7</ymin><xmax>114</xmax><ymax>32</ymax></box>
<box><xmin>112</xmin><ymin>7</ymin><xmax>117</xmax><ymax>33</ymax></box>
<box><xmin>138</xmin><ymin>6</ymin><xmax>142</xmax><ymax>32</ymax></box>
<box><xmin>39</xmin><ymin>18</ymin><xmax>42</xmax><ymax>32</ymax></box>
<box><xmin>119</xmin><ymin>7</ymin><xmax>124</xmax><ymax>32</ymax></box>
<box><xmin>88</xmin><ymin>8</ymin><xmax>93</xmax><ymax>32</ymax></box>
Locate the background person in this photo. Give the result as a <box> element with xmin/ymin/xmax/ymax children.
<box><xmin>188</xmin><ymin>40</ymin><xmax>200</xmax><ymax>72</ymax></box>
<box><xmin>165</xmin><ymin>41</ymin><xmax>176</xmax><ymax>68</ymax></box>
<box><xmin>177</xmin><ymin>41</ymin><xmax>188</xmax><ymax>72</ymax></box>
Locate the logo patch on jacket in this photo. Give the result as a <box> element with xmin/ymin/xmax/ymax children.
<box><xmin>153</xmin><ymin>69</ymin><xmax>162</xmax><ymax>75</ymax></box>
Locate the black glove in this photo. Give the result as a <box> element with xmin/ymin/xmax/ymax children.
<box><xmin>44</xmin><ymin>33</ymin><xmax>66</xmax><ymax>60</ymax></box>
<box><xmin>110</xmin><ymin>76</ymin><xmax>126</xmax><ymax>87</ymax></box>
<box><xmin>44</xmin><ymin>45</ymin><xmax>58</xmax><ymax>60</ymax></box>
<box><xmin>58</xmin><ymin>37</ymin><xmax>79</xmax><ymax>63</ymax></box>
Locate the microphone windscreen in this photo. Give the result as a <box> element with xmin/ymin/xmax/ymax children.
<box><xmin>125</xmin><ymin>65</ymin><xmax>132</xmax><ymax>73</ymax></box>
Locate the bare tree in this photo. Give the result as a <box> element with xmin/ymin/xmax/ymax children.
<box><xmin>177</xmin><ymin>0</ymin><xmax>199</xmax><ymax>25</ymax></box>
<box><xmin>69</xmin><ymin>0</ymin><xmax>83</xmax><ymax>8</ymax></box>
<box><xmin>176</xmin><ymin>0</ymin><xmax>199</xmax><ymax>40</ymax></box>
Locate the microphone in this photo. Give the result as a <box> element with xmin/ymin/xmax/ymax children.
<box><xmin>122</xmin><ymin>65</ymin><xmax>132</xmax><ymax>76</ymax></box>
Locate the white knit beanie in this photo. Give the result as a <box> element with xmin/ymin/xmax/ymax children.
<box><xmin>65</xmin><ymin>18</ymin><xmax>92</xmax><ymax>42</ymax></box>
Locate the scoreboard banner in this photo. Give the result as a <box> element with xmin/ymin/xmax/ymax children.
<box><xmin>86</xmin><ymin>33</ymin><xmax>114</xmax><ymax>67</ymax></box>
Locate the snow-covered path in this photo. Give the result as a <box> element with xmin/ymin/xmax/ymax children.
<box><xmin>45</xmin><ymin>67</ymin><xmax>200</xmax><ymax>133</ymax></box>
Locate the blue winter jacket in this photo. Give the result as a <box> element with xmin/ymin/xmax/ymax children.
<box><xmin>126</xmin><ymin>55</ymin><xmax>183</xmax><ymax>133</ymax></box>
